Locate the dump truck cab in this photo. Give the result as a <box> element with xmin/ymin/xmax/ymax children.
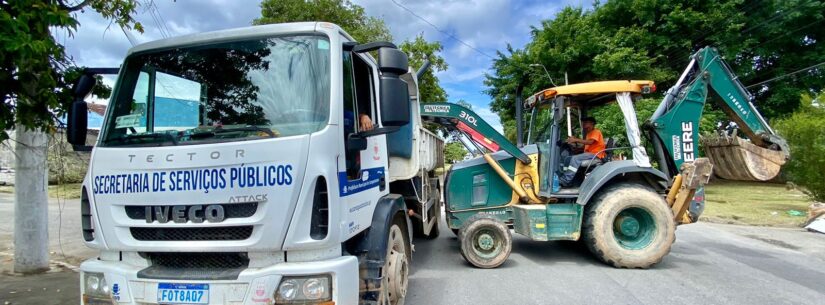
<box><xmin>68</xmin><ymin>22</ymin><xmax>444</xmax><ymax>305</ymax></box>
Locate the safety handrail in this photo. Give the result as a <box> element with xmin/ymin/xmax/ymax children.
<box><xmin>582</xmin><ymin>146</ymin><xmax>630</xmax><ymax>173</ymax></box>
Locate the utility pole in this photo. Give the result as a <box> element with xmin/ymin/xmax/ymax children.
<box><xmin>13</xmin><ymin>125</ymin><xmax>50</xmax><ymax>273</ymax></box>
<box><xmin>529</xmin><ymin>64</ymin><xmax>557</xmax><ymax>87</ymax></box>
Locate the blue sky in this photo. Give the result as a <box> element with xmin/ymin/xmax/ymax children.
<box><xmin>63</xmin><ymin>0</ymin><xmax>582</xmax><ymax>132</ymax></box>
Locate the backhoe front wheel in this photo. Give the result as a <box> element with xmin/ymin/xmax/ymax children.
<box><xmin>459</xmin><ymin>215</ymin><xmax>512</xmax><ymax>269</ymax></box>
<box><xmin>583</xmin><ymin>183</ymin><xmax>675</xmax><ymax>268</ymax></box>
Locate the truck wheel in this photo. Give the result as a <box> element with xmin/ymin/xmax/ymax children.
<box><xmin>458</xmin><ymin>215</ymin><xmax>511</xmax><ymax>269</ymax></box>
<box><xmin>379</xmin><ymin>218</ymin><xmax>410</xmax><ymax>305</ymax></box>
<box><xmin>583</xmin><ymin>183</ymin><xmax>675</xmax><ymax>268</ymax></box>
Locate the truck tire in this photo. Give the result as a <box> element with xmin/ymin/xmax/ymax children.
<box><xmin>458</xmin><ymin>214</ymin><xmax>511</xmax><ymax>269</ymax></box>
<box><xmin>378</xmin><ymin>217</ymin><xmax>410</xmax><ymax>305</ymax></box>
<box><xmin>583</xmin><ymin>183</ymin><xmax>675</xmax><ymax>268</ymax></box>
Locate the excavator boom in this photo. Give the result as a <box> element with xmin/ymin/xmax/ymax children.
<box><xmin>649</xmin><ymin>47</ymin><xmax>790</xmax><ymax>181</ymax></box>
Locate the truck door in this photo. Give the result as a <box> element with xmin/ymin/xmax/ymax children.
<box><xmin>339</xmin><ymin>50</ymin><xmax>389</xmax><ymax>238</ymax></box>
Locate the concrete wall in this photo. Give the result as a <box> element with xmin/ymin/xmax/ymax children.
<box><xmin>0</xmin><ymin>130</ymin><xmax>98</xmax><ymax>185</ymax></box>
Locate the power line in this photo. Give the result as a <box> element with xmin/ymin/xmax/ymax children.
<box><xmin>658</xmin><ymin>0</ymin><xmax>769</xmax><ymax>65</ymax></box>
<box><xmin>746</xmin><ymin>60</ymin><xmax>825</xmax><ymax>88</ymax></box>
<box><xmin>389</xmin><ymin>0</ymin><xmax>496</xmax><ymax>59</ymax></box>
<box><xmin>150</xmin><ymin>0</ymin><xmax>172</xmax><ymax>38</ymax></box>
<box><xmin>144</xmin><ymin>0</ymin><xmax>171</xmax><ymax>39</ymax></box>
<box><xmin>660</xmin><ymin>0</ymin><xmax>812</xmax><ymax>71</ymax></box>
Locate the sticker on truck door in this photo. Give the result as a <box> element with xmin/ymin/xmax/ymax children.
<box><xmin>338</xmin><ymin>167</ymin><xmax>384</xmax><ymax>196</ymax></box>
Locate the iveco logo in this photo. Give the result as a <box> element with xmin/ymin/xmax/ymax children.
<box><xmin>145</xmin><ymin>205</ymin><xmax>225</xmax><ymax>223</ymax></box>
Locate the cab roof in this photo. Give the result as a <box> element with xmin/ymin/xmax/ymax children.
<box><xmin>524</xmin><ymin>80</ymin><xmax>655</xmax><ymax>108</ymax></box>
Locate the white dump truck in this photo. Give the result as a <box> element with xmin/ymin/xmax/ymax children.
<box><xmin>66</xmin><ymin>22</ymin><xmax>443</xmax><ymax>305</ymax></box>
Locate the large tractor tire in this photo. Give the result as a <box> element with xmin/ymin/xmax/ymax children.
<box><xmin>583</xmin><ymin>183</ymin><xmax>675</xmax><ymax>268</ymax></box>
<box><xmin>378</xmin><ymin>218</ymin><xmax>411</xmax><ymax>305</ymax></box>
<box><xmin>458</xmin><ymin>214</ymin><xmax>512</xmax><ymax>269</ymax></box>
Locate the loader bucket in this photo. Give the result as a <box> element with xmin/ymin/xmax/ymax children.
<box><xmin>701</xmin><ymin>135</ymin><xmax>786</xmax><ymax>181</ymax></box>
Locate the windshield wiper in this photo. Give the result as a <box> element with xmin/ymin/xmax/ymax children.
<box><xmin>214</xmin><ymin>126</ymin><xmax>277</xmax><ymax>138</ymax></box>
<box><xmin>106</xmin><ymin>133</ymin><xmax>179</xmax><ymax>146</ymax></box>
<box><xmin>189</xmin><ymin>126</ymin><xmax>277</xmax><ymax>139</ymax></box>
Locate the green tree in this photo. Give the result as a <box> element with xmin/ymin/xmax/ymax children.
<box><xmin>2</xmin><ymin>0</ymin><xmax>143</xmax><ymax>274</ymax></box>
<box><xmin>485</xmin><ymin>0</ymin><xmax>825</xmax><ymax>140</ymax></box>
<box><xmin>444</xmin><ymin>141</ymin><xmax>468</xmax><ymax>164</ymax></box>
<box><xmin>0</xmin><ymin>0</ymin><xmax>142</xmax><ymax>140</ymax></box>
<box><xmin>400</xmin><ymin>34</ymin><xmax>448</xmax><ymax>103</ymax></box>
<box><xmin>454</xmin><ymin>99</ymin><xmax>472</xmax><ymax>109</ymax></box>
<box><xmin>774</xmin><ymin>92</ymin><xmax>825</xmax><ymax>201</ymax></box>
<box><xmin>255</xmin><ymin>0</ymin><xmax>392</xmax><ymax>42</ymax></box>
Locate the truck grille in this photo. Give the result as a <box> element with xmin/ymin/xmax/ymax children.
<box><xmin>144</xmin><ymin>252</ymin><xmax>249</xmax><ymax>269</ymax></box>
<box><xmin>124</xmin><ymin>202</ymin><xmax>258</xmax><ymax>220</ymax></box>
<box><xmin>137</xmin><ymin>252</ymin><xmax>250</xmax><ymax>280</ymax></box>
<box><xmin>130</xmin><ymin>226</ymin><xmax>253</xmax><ymax>241</ymax></box>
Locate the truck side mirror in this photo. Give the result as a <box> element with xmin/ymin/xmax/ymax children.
<box><xmin>67</xmin><ymin>74</ymin><xmax>95</xmax><ymax>147</ymax></box>
<box><xmin>377</xmin><ymin>47</ymin><xmax>410</xmax><ymax>127</ymax></box>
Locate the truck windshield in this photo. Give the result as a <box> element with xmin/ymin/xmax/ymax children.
<box><xmin>100</xmin><ymin>35</ymin><xmax>331</xmax><ymax>147</ymax></box>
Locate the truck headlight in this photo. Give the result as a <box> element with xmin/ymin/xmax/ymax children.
<box><xmin>274</xmin><ymin>275</ymin><xmax>332</xmax><ymax>304</ymax></box>
<box><xmin>82</xmin><ymin>272</ymin><xmax>113</xmax><ymax>304</ymax></box>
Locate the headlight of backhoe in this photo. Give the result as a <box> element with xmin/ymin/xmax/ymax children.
<box><xmin>82</xmin><ymin>272</ymin><xmax>113</xmax><ymax>304</ymax></box>
<box><xmin>274</xmin><ymin>275</ymin><xmax>332</xmax><ymax>304</ymax></box>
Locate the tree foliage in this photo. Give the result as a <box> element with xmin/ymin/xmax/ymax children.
<box><xmin>400</xmin><ymin>34</ymin><xmax>448</xmax><ymax>103</ymax></box>
<box><xmin>485</xmin><ymin>0</ymin><xmax>825</xmax><ymax>141</ymax></box>
<box><xmin>255</xmin><ymin>0</ymin><xmax>392</xmax><ymax>43</ymax></box>
<box><xmin>0</xmin><ymin>0</ymin><xmax>142</xmax><ymax>140</ymax></box>
<box><xmin>444</xmin><ymin>141</ymin><xmax>467</xmax><ymax>164</ymax></box>
<box><xmin>255</xmin><ymin>1</ymin><xmax>450</xmax><ymax>105</ymax></box>
<box><xmin>774</xmin><ymin>92</ymin><xmax>825</xmax><ymax>201</ymax></box>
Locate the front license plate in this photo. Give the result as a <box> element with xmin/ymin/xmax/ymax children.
<box><xmin>157</xmin><ymin>283</ymin><xmax>209</xmax><ymax>304</ymax></box>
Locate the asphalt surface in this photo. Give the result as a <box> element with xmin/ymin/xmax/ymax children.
<box><xmin>2</xmin><ymin>193</ymin><xmax>825</xmax><ymax>304</ymax></box>
<box><xmin>406</xmin><ymin>215</ymin><xmax>825</xmax><ymax>305</ymax></box>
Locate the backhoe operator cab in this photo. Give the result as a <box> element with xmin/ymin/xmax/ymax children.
<box><xmin>523</xmin><ymin>80</ymin><xmax>661</xmax><ymax>197</ymax></box>
<box><xmin>433</xmin><ymin>80</ymin><xmax>696</xmax><ymax>269</ymax></box>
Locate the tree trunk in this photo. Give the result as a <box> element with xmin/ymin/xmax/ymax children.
<box><xmin>13</xmin><ymin>125</ymin><xmax>49</xmax><ymax>274</ymax></box>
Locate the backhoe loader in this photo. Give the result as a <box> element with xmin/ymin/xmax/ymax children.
<box><xmin>421</xmin><ymin>46</ymin><xmax>789</xmax><ymax>269</ymax></box>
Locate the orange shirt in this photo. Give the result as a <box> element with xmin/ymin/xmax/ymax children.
<box><xmin>585</xmin><ymin>129</ymin><xmax>606</xmax><ymax>158</ymax></box>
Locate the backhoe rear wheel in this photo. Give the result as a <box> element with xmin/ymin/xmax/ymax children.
<box><xmin>583</xmin><ymin>183</ymin><xmax>675</xmax><ymax>268</ymax></box>
<box><xmin>459</xmin><ymin>214</ymin><xmax>511</xmax><ymax>269</ymax></box>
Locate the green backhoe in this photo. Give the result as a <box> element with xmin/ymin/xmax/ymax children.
<box><xmin>421</xmin><ymin>47</ymin><xmax>789</xmax><ymax>269</ymax></box>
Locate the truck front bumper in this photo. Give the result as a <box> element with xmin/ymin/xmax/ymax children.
<box><xmin>79</xmin><ymin>255</ymin><xmax>359</xmax><ymax>305</ymax></box>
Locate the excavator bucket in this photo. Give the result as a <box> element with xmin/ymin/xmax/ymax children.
<box><xmin>701</xmin><ymin>135</ymin><xmax>787</xmax><ymax>181</ymax></box>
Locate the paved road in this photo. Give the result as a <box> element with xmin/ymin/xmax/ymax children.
<box><xmin>2</xmin><ymin>193</ymin><xmax>825</xmax><ymax>304</ymax></box>
<box><xmin>406</xmin><ymin>216</ymin><xmax>825</xmax><ymax>305</ymax></box>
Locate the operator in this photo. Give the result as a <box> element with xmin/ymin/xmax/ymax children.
<box><xmin>560</xmin><ymin>117</ymin><xmax>605</xmax><ymax>186</ymax></box>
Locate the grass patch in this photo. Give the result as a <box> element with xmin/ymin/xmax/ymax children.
<box><xmin>702</xmin><ymin>180</ymin><xmax>812</xmax><ymax>227</ymax></box>
<box><xmin>0</xmin><ymin>183</ymin><xmax>83</xmax><ymax>199</ymax></box>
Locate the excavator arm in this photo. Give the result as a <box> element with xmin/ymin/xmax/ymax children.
<box><xmin>420</xmin><ymin>103</ymin><xmax>543</xmax><ymax>204</ymax></box>
<box><xmin>648</xmin><ymin>46</ymin><xmax>790</xmax><ymax>181</ymax></box>
<box><xmin>420</xmin><ymin>103</ymin><xmax>531</xmax><ymax>164</ymax></box>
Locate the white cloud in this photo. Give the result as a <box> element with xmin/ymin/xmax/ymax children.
<box><xmin>60</xmin><ymin>0</ymin><xmax>578</xmax><ymax>136</ymax></box>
